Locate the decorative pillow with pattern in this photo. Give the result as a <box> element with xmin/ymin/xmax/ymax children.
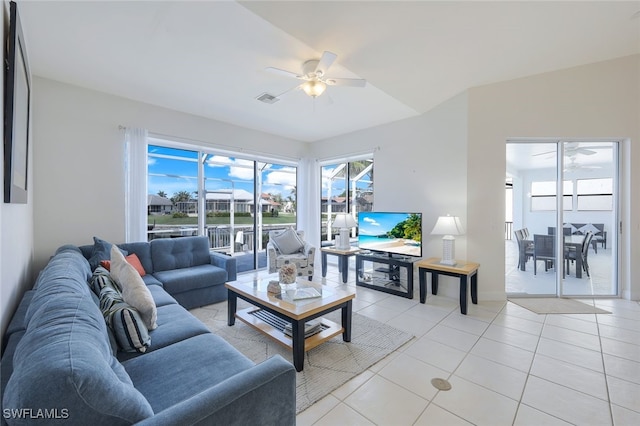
<box><xmin>272</xmin><ymin>228</ymin><xmax>305</xmax><ymax>255</ymax></box>
<box><xmin>89</xmin><ymin>266</ymin><xmax>122</xmax><ymax>295</ymax></box>
<box><xmin>109</xmin><ymin>245</ymin><xmax>158</xmax><ymax>330</ymax></box>
<box><xmin>99</xmin><ymin>286</ymin><xmax>150</xmax><ymax>353</ymax></box>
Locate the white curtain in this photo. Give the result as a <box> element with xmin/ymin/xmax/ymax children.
<box><xmin>296</xmin><ymin>157</ymin><xmax>321</xmax><ymax>263</ymax></box>
<box><xmin>124</xmin><ymin>127</ymin><xmax>148</xmax><ymax>242</ymax></box>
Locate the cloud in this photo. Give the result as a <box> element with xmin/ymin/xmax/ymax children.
<box><xmin>363</xmin><ymin>217</ymin><xmax>380</xmax><ymax>226</ymax></box>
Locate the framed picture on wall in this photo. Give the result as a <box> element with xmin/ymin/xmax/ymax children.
<box><xmin>4</xmin><ymin>1</ymin><xmax>31</xmax><ymax>204</ymax></box>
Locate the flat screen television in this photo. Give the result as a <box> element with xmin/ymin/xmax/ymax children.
<box><xmin>357</xmin><ymin>212</ymin><xmax>422</xmax><ymax>257</ymax></box>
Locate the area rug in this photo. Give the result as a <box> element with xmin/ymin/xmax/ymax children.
<box><xmin>190</xmin><ymin>303</ymin><xmax>413</xmax><ymax>413</ymax></box>
<box><xmin>508</xmin><ymin>298</ymin><xmax>610</xmax><ymax>314</ymax></box>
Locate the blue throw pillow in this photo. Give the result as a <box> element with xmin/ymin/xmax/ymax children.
<box><xmin>88</xmin><ymin>237</ymin><xmax>127</xmax><ymax>271</ymax></box>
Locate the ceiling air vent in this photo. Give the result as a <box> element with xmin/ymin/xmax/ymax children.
<box><xmin>256</xmin><ymin>93</ymin><xmax>279</xmax><ymax>104</ymax></box>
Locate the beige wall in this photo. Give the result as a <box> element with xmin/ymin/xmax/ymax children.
<box><xmin>468</xmin><ymin>55</ymin><xmax>640</xmax><ymax>300</ymax></box>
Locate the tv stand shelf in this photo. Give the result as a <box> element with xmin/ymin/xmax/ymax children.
<box><xmin>356</xmin><ymin>253</ymin><xmax>417</xmax><ymax>298</ymax></box>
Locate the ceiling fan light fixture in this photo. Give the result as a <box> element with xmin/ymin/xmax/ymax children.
<box><xmin>302</xmin><ymin>80</ymin><xmax>326</xmax><ymax>98</ymax></box>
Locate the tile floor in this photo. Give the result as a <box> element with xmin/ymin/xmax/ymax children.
<box><xmin>240</xmin><ymin>260</ymin><xmax>640</xmax><ymax>426</ymax></box>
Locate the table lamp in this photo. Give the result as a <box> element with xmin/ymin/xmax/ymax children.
<box><xmin>431</xmin><ymin>215</ymin><xmax>464</xmax><ymax>266</ymax></box>
<box><xmin>333</xmin><ymin>213</ymin><xmax>356</xmax><ymax>250</ymax></box>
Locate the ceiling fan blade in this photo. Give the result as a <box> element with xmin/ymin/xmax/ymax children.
<box><xmin>315</xmin><ymin>51</ymin><xmax>337</xmax><ymax>77</ymax></box>
<box><xmin>325</xmin><ymin>77</ymin><xmax>367</xmax><ymax>87</ymax></box>
<box><xmin>576</xmin><ymin>148</ymin><xmax>597</xmax><ymax>155</ymax></box>
<box><xmin>532</xmin><ymin>150</ymin><xmax>556</xmax><ymax>157</ymax></box>
<box><xmin>265</xmin><ymin>67</ymin><xmax>304</xmax><ymax>80</ymax></box>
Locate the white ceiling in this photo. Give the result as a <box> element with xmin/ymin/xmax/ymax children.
<box><xmin>19</xmin><ymin>1</ymin><xmax>640</xmax><ymax>142</ymax></box>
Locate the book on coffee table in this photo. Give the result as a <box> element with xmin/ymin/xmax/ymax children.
<box><xmin>283</xmin><ymin>319</ymin><xmax>322</xmax><ymax>338</ymax></box>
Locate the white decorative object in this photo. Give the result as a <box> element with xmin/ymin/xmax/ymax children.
<box><xmin>430</xmin><ymin>215</ymin><xmax>464</xmax><ymax>266</ymax></box>
<box><xmin>333</xmin><ymin>213</ymin><xmax>356</xmax><ymax>250</ymax></box>
<box><xmin>279</xmin><ymin>264</ymin><xmax>297</xmax><ymax>284</ymax></box>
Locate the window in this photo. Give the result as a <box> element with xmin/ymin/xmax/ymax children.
<box><xmin>320</xmin><ymin>158</ymin><xmax>373</xmax><ymax>243</ymax></box>
<box><xmin>577</xmin><ymin>178</ymin><xmax>613</xmax><ymax>211</ymax></box>
<box><xmin>530</xmin><ymin>180</ymin><xmax>573</xmax><ymax>211</ymax></box>
<box><xmin>147</xmin><ymin>139</ymin><xmax>297</xmax><ymax>272</ymax></box>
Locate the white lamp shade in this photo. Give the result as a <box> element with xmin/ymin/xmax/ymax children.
<box><xmin>333</xmin><ymin>213</ymin><xmax>357</xmax><ymax>229</ymax></box>
<box><xmin>430</xmin><ymin>216</ymin><xmax>464</xmax><ymax>236</ymax></box>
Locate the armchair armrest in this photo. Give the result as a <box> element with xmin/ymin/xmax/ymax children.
<box><xmin>210</xmin><ymin>251</ymin><xmax>237</xmax><ymax>282</ymax></box>
<box><xmin>136</xmin><ymin>355</ymin><xmax>296</xmax><ymax>426</ymax></box>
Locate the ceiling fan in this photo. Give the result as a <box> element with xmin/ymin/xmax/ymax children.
<box><xmin>564</xmin><ymin>158</ymin><xmax>602</xmax><ymax>173</ymax></box>
<box><xmin>265</xmin><ymin>51</ymin><xmax>366</xmax><ymax>99</ymax></box>
<box><xmin>533</xmin><ymin>142</ymin><xmax>611</xmax><ymax>158</ymax></box>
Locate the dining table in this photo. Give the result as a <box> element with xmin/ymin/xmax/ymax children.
<box><xmin>519</xmin><ymin>234</ymin><xmax>584</xmax><ymax>278</ymax></box>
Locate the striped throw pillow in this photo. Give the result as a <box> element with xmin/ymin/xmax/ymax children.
<box><xmin>99</xmin><ymin>286</ymin><xmax>151</xmax><ymax>353</ymax></box>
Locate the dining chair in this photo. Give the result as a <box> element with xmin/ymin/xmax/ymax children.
<box><xmin>533</xmin><ymin>234</ymin><xmax>562</xmax><ymax>276</ymax></box>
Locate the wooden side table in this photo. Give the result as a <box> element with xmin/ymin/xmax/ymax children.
<box><xmin>416</xmin><ymin>257</ymin><xmax>480</xmax><ymax>315</ymax></box>
<box><xmin>320</xmin><ymin>246</ymin><xmax>361</xmax><ymax>283</ymax></box>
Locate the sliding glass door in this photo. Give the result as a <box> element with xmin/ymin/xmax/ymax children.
<box><xmin>506</xmin><ymin>141</ymin><xmax>618</xmax><ymax>297</ymax></box>
<box><xmin>147</xmin><ymin>139</ymin><xmax>297</xmax><ymax>273</ymax></box>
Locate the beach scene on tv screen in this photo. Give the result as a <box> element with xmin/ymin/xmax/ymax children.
<box><xmin>358</xmin><ymin>212</ymin><xmax>422</xmax><ymax>257</ymax></box>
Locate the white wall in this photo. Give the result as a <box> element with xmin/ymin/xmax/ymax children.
<box><xmin>1</xmin><ymin>0</ymin><xmax>35</xmax><ymax>340</ymax></box>
<box><xmin>468</xmin><ymin>55</ymin><xmax>640</xmax><ymax>300</ymax></box>
<box><xmin>310</xmin><ymin>92</ymin><xmax>469</xmax><ymax>299</ymax></box>
<box><xmin>31</xmin><ymin>78</ymin><xmax>306</xmax><ymax>273</ymax></box>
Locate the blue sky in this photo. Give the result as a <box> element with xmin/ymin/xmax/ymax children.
<box><xmin>358</xmin><ymin>212</ymin><xmax>417</xmax><ymax>236</ymax></box>
<box><xmin>147</xmin><ymin>145</ymin><xmax>296</xmax><ymax>199</ymax></box>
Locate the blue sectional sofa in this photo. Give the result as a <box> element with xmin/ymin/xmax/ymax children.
<box><xmin>1</xmin><ymin>236</ymin><xmax>296</xmax><ymax>425</ymax></box>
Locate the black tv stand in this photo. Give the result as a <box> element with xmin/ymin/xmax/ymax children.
<box><xmin>356</xmin><ymin>253</ymin><xmax>416</xmax><ymax>298</ymax></box>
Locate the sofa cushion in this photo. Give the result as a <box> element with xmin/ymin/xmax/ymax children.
<box><xmin>271</xmin><ymin>228</ymin><xmax>305</xmax><ymax>254</ymax></box>
<box><xmin>152</xmin><ymin>264</ymin><xmax>227</xmax><ymax>295</ymax></box>
<box><xmin>150</xmin><ymin>236</ymin><xmax>211</xmax><ymax>272</ymax></box>
<box><xmin>110</xmin><ymin>246</ymin><xmax>157</xmax><ymax>330</ymax></box>
<box><xmin>100</xmin><ymin>286</ymin><xmax>151</xmax><ymax>353</ymax></box>
<box><xmin>147</xmin><ymin>285</ymin><xmax>178</xmax><ymax>307</ymax></box>
<box><xmin>25</xmin><ymin>249</ymin><xmax>92</xmax><ymax>324</ymax></box>
<box><xmin>119</xmin><ymin>241</ymin><xmax>154</xmax><ymax>274</ymax></box>
<box><xmin>3</xmin><ymin>292</ymin><xmax>154</xmax><ymax>425</ymax></box>
<box><xmin>88</xmin><ymin>237</ymin><xmax>128</xmax><ymax>271</ymax></box>
<box><xmin>121</xmin><ymin>333</ymin><xmax>254</xmax><ymax>414</ymax></box>
<box><xmin>117</xmin><ymin>303</ymin><xmax>211</xmax><ymax>362</ymax></box>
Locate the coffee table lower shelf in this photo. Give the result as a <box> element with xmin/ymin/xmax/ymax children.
<box><xmin>235</xmin><ymin>307</ymin><xmax>344</xmax><ymax>352</ymax></box>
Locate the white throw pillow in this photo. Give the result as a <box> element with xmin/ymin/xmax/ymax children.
<box><xmin>110</xmin><ymin>245</ymin><xmax>158</xmax><ymax>330</ymax></box>
<box><xmin>271</xmin><ymin>228</ymin><xmax>305</xmax><ymax>255</ymax></box>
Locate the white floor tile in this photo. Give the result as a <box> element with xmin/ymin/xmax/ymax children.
<box><xmin>414</xmin><ymin>404</ymin><xmax>474</xmax><ymax>426</ymax></box>
<box><xmin>611</xmin><ymin>404</ymin><xmax>640</xmax><ymax>426</ymax></box>
<box><xmin>536</xmin><ymin>337</ymin><xmax>605</xmax><ymax>373</ymax></box>
<box><xmin>603</xmin><ymin>353</ymin><xmax>640</xmax><ymax>385</ymax></box>
<box><xmin>425</xmin><ymin>324</ymin><xmax>480</xmax><ymax>352</ymax></box>
<box><xmin>404</xmin><ymin>336</ymin><xmax>467</xmax><ymax>372</ymax></box>
<box><xmin>313</xmin><ymin>402</ymin><xmax>375</xmax><ymax>426</ymax></box>
<box><xmin>470</xmin><ymin>337</ymin><xmax>535</xmax><ymax>373</ymax></box>
<box><xmin>433</xmin><ymin>376</ymin><xmax>519</xmax><ymax>426</ymax></box>
<box><xmin>522</xmin><ymin>376</ymin><xmax>613</xmax><ymax>425</ymax></box>
<box><xmin>295</xmin><ymin>293</ymin><xmax>640</xmax><ymax>426</ymax></box>
<box><xmin>606</xmin><ymin>376</ymin><xmax>640</xmax><ymax>413</ymax></box>
<box><xmin>343</xmin><ymin>375</ymin><xmax>428</xmax><ymax>425</ymax></box>
<box><xmin>513</xmin><ymin>404</ymin><xmax>573</xmax><ymax>426</ymax></box>
<box><xmin>530</xmin><ymin>354</ymin><xmax>609</xmax><ymax>400</ymax></box>
<box><xmin>378</xmin><ymin>352</ymin><xmax>450</xmax><ymax>400</ymax></box>
<box><xmin>454</xmin><ymin>354</ymin><xmax>528</xmax><ymax>399</ymax></box>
